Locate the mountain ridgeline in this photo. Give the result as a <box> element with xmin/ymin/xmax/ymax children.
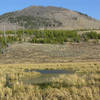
<box><xmin>0</xmin><ymin>6</ymin><xmax>100</xmax><ymax>30</ymax></box>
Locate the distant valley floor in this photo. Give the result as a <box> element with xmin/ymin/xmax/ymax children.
<box><xmin>0</xmin><ymin>42</ymin><xmax>100</xmax><ymax>64</ymax></box>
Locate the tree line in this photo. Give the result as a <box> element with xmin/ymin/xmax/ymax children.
<box><xmin>0</xmin><ymin>30</ymin><xmax>100</xmax><ymax>53</ymax></box>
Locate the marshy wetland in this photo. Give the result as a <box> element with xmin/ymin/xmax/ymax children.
<box><xmin>0</xmin><ymin>30</ymin><xmax>100</xmax><ymax>100</ymax></box>
<box><xmin>0</xmin><ymin>62</ymin><xmax>100</xmax><ymax>100</ymax></box>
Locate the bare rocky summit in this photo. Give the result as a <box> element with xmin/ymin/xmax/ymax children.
<box><xmin>0</xmin><ymin>6</ymin><xmax>100</xmax><ymax>30</ymax></box>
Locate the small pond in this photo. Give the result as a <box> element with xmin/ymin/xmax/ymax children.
<box><xmin>23</xmin><ymin>69</ymin><xmax>74</xmax><ymax>84</ymax></box>
<box><xmin>25</xmin><ymin>69</ymin><xmax>73</xmax><ymax>74</ymax></box>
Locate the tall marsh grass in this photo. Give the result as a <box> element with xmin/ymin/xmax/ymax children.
<box><xmin>0</xmin><ymin>62</ymin><xmax>100</xmax><ymax>100</ymax></box>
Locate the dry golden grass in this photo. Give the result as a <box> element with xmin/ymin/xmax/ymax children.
<box><xmin>0</xmin><ymin>62</ymin><xmax>100</xmax><ymax>100</ymax></box>
<box><xmin>1</xmin><ymin>42</ymin><xmax>100</xmax><ymax>64</ymax></box>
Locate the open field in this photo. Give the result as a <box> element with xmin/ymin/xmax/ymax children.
<box><xmin>0</xmin><ymin>62</ymin><xmax>100</xmax><ymax>100</ymax></box>
<box><xmin>1</xmin><ymin>42</ymin><xmax>100</xmax><ymax>63</ymax></box>
<box><xmin>0</xmin><ymin>30</ymin><xmax>100</xmax><ymax>100</ymax></box>
<box><xmin>1</xmin><ymin>30</ymin><xmax>100</xmax><ymax>64</ymax></box>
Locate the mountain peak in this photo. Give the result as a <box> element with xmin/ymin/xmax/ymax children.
<box><xmin>0</xmin><ymin>6</ymin><xmax>100</xmax><ymax>30</ymax></box>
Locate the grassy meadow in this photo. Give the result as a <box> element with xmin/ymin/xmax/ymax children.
<box><xmin>0</xmin><ymin>29</ymin><xmax>100</xmax><ymax>100</ymax></box>
<box><xmin>0</xmin><ymin>62</ymin><xmax>100</xmax><ymax>100</ymax></box>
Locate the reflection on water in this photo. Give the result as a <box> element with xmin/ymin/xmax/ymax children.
<box><xmin>35</xmin><ymin>69</ymin><xmax>73</xmax><ymax>74</ymax></box>
<box><xmin>23</xmin><ymin>69</ymin><xmax>74</xmax><ymax>84</ymax></box>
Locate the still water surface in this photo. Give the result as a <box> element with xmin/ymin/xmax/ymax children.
<box><xmin>23</xmin><ymin>69</ymin><xmax>74</xmax><ymax>84</ymax></box>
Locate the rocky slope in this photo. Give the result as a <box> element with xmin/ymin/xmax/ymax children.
<box><xmin>0</xmin><ymin>6</ymin><xmax>100</xmax><ymax>30</ymax></box>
